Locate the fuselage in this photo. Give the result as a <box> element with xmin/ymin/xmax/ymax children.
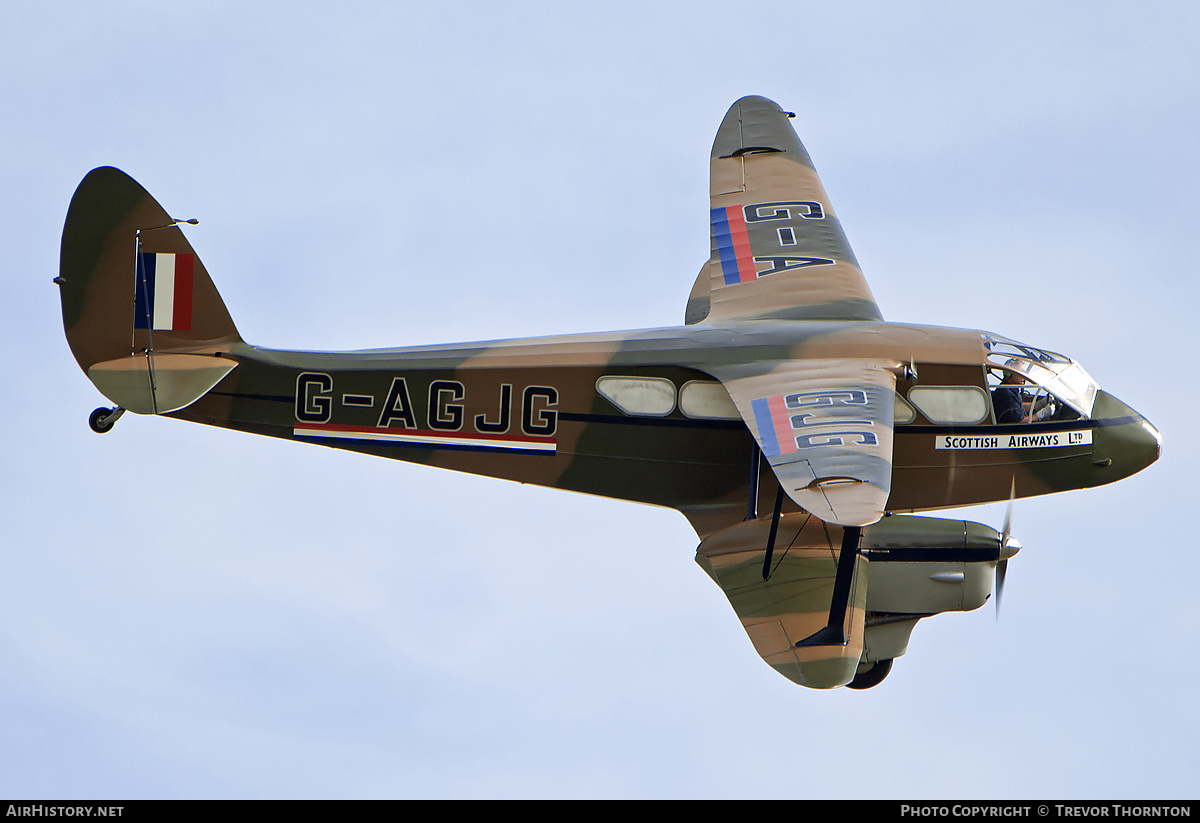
<box><xmin>171</xmin><ymin>318</ymin><xmax>1161</xmax><ymax>538</ymax></box>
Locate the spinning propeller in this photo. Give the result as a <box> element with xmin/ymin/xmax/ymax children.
<box><xmin>995</xmin><ymin>480</ymin><xmax>1022</xmax><ymax>619</ymax></box>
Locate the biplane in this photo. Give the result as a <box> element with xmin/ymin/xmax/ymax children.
<box><xmin>56</xmin><ymin>96</ymin><xmax>1160</xmax><ymax>689</ymax></box>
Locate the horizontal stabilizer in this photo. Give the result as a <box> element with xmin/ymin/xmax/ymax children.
<box><xmin>87</xmin><ymin>353</ymin><xmax>237</xmax><ymax>414</ymax></box>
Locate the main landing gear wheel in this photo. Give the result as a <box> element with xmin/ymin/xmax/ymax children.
<box><xmin>846</xmin><ymin>658</ymin><xmax>893</xmax><ymax>690</ymax></box>
<box><xmin>88</xmin><ymin>407</ymin><xmax>124</xmax><ymax>434</ymax></box>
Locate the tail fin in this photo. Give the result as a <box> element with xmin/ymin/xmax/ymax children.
<box><xmin>58</xmin><ymin>167</ymin><xmax>243</xmax><ymax>414</ymax></box>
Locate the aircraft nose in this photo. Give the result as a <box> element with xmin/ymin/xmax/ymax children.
<box><xmin>1090</xmin><ymin>390</ymin><xmax>1161</xmax><ymax>482</ymax></box>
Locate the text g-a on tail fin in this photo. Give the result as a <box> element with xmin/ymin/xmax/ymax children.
<box><xmin>58</xmin><ymin>167</ymin><xmax>243</xmax><ymax>415</ymax></box>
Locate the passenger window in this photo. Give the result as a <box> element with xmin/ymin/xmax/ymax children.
<box><xmin>907</xmin><ymin>386</ymin><xmax>989</xmax><ymax>425</ymax></box>
<box><xmin>596</xmin><ymin>376</ymin><xmax>677</xmax><ymax>417</ymax></box>
<box><xmin>679</xmin><ymin>380</ymin><xmax>741</xmax><ymax>420</ymax></box>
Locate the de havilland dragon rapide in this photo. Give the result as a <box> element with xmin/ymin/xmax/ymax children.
<box><xmin>56</xmin><ymin>96</ymin><xmax>1160</xmax><ymax>689</ymax></box>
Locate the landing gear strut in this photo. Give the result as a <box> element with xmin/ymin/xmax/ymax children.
<box><xmin>88</xmin><ymin>407</ymin><xmax>124</xmax><ymax>434</ymax></box>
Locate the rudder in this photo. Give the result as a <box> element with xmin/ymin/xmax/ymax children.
<box><xmin>58</xmin><ymin>167</ymin><xmax>243</xmax><ymax>415</ymax></box>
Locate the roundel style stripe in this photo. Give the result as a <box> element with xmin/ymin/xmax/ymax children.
<box><xmin>134</xmin><ymin>252</ymin><xmax>195</xmax><ymax>331</ymax></box>
<box><xmin>711</xmin><ymin>358</ymin><xmax>896</xmax><ymax>527</ymax></box>
<box><xmin>292</xmin><ymin>421</ymin><xmax>556</xmax><ymax>455</ymax></box>
<box><xmin>711</xmin><ymin>206</ymin><xmax>756</xmax><ymax>285</ymax></box>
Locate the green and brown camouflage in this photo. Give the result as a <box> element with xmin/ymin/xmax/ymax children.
<box><xmin>697</xmin><ymin>512</ymin><xmax>1019</xmax><ymax>687</ymax></box>
<box><xmin>56</xmin><ymin>96</ymin><xmax>1160</xmax><ymax>690</ymax></box>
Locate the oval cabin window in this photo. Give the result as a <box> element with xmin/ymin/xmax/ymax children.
<box><xmin>595</xmin><ymin>376</ymin><xmax>677</xmax><ymax>417</ymax></box>
<box><xmin>679</xmin><ymin>380</ymin><xmax>740</xmax><ymax>420</ymax></box>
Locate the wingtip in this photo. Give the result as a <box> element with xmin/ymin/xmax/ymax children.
<box><xmin>712</xmin><ymin>96</ymin><xmax>813</xmax><ymax>167</ymax></box>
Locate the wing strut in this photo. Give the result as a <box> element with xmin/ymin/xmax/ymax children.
<box><xmin>761</xmin><ymin>484</ymin><xmax>785</xmax><ymax>580</ymax></box>
<box><xmin>744</xmin><ymin>440</ymin><xmax>761</xmax><ymax>521</ymax></box>
<box><xmin>794</xmin><ymin>525</ymin><xmax>862</xmax><ymax>648</ymax></box>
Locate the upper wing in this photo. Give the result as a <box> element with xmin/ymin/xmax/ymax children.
<box><xmin>703</xmin><ymin>96</ymin><xmax>881</xmax><ymax>324</ymax></box>
<box><xmin>708</xmin><ymin>358</ymin><xmax>896</xmax><ymax>527</ymax></box>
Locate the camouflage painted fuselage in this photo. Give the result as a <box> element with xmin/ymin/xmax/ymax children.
<box><xmin>165</xmin><ymin>321</ymin><xmax>1158</xmax><ymax>541</ymax></box>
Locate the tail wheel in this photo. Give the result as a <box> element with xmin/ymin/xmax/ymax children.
<box><xmin>846</xmin><ymin>658</ymin><xmax>892</xmax><ymax>690</ymax></box>
<box><xmin>88</xmin><ymin>407</ymin><xmax>122</xmax><ymax>434</ymax></box>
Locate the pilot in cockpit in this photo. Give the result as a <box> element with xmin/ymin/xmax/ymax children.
<box><xmin>991</xmin><ymin>369</ymin><xmax>1028</xmax><ymax>424</ymax></box>
<box><xmin>991</xmin><ymin>361</ymin><xmax>1063</xmax><ymax>424</ymax></box>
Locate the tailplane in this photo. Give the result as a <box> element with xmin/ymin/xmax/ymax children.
<box><xmin>58</xmin><ymin>167</ymin><xmax>242</xmax><ymax>421</ymax></box>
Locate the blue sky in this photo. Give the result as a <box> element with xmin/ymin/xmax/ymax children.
<box><xmin>3</xmin><ymin>1</ymin><xmax>1197</xmax><ymax>798</ymax></box>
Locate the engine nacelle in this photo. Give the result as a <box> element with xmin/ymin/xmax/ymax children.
<box><xmin>863</xmin><ymin>516</ymin><xmax>1010</xmax><ymax>614</ymax></box>
<box><xmin>856</xmin><ymin>515</ymin><xmax>1019</xmax><ymax>665</ymax></box>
